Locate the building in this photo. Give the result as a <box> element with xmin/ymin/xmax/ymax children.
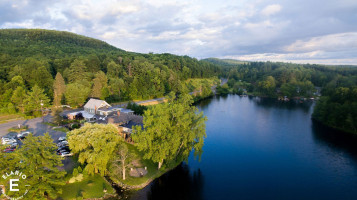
<box><xmin>84</xmin><ymin>98</ymin><xmax>111</xmax><ymax>115</ymax></box>
<box><xmin>64</xmin><ymin>98</ymin><xmax>136</xmax><ymax>124</ymax></box>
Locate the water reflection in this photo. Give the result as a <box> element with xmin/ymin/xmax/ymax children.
<box><xmin>311</xmin><ymin>121</ymin><xmax>357</xmax><ymax>159</ymax></box>
<box><xmin>254</xmin><ymin>97</ymin><xmax>313</xmax><ymax>112</ymax></box>
<box><xmin>131</xmin><ymin>163</ymin><xmax>204</xmax><ymax>200</ymax></box>
<box><xmin>129</xmin><ymin>95</ymin><xmax>357</xmax><ymax>200</ymax></box>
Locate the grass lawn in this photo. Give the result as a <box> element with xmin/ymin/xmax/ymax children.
<box><xmin>54</xmin><ymin>127</ymin><xmax>69</xmax><ymax>132</ymax></box>
<box><xmin>43</xmin><ymin>122</ymin><xmax>57</xmax><ymax>126</ymax></box>
<box><xmin>0</xmin><ymin>114</ymin><xmax>24</xmax><ymax>124</ymax></box>
<box><xmin>59</xmin><ymin>174</ymin><xmax>114</xmax><ymax>200</ymax></box>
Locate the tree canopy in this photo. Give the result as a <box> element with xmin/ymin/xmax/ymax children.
<box><xmin>67</xmin><ymin>123</ymin><xmax>121</xmax><ymax>176</ymax></box>
<box><xmin>132</xmin><ymin>92</ymin><xmax>207</xmax><ymax>169</ymax></box>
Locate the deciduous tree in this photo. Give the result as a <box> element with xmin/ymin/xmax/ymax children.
<box><xmin>67</xmin><ymin>123</ymin><xmax>121</xmax><ymax>176</ymax></box>
<box><xmin>11</xmin><ymin>86</ymin><xmax>27</xmax><ymax>113</ymax></box>
<box><xmin>133</xmin><ymin>93</ymin><xmax>207</xmax><ymax>169</ymax></box>
<box><xmin>65</xmin><ymin>82</ymin><xmax>90</xmax><ymax>107</ymax></box>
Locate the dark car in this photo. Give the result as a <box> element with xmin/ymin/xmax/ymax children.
<box><xmin>57</xmin><ymin>146</ymin><xmax>70</xmax><ymax>152</ymax></box>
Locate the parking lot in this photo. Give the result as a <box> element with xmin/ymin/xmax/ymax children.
<box><xmin>0</xmin><ymin>115</ymin><xmax>67</xmax><ymax>142</ymax></box>
<box><xmin>1</xmin><ymin>114</ymin><xmax>74</xmax><ymax>168</ymax></box>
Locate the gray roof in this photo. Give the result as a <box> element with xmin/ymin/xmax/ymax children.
<box><xmin>119</xmin><ymin>108</ymin><xmax>134</xmax><ymax>113</ymax></box>
<box><xmin>84</xmin><ymin>99</ymin><xmax>111</xmax><ymax>110</ymax></box>
<box><xmin>107</xmin><ymin>113</ymin><xmax>143</xmax><ymax>125</ymax></box>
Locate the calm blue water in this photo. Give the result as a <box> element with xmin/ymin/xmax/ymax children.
<box><xmin>133</xmin><ymin>95</ymin><xmax>357</xmax><ymax>200</ymax></box>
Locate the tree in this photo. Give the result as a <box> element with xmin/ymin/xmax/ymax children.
<box><xmin>6</xmin><ymin>75</ymin><xmax>25</xmax><ymax>90</ymax></box>
<box><xmin>65</xmin><ymin>82</ymin><xmax>90</xmax><ymax>107</ymax></box>
<box><xmin>16</xmin><ymin>133</ymin><xmax>66</xmax><ymax>199</ymax></box>
<box><xmin>67</xmin><ymin>123</ymin><xmax>121</xmax><ymax>176</ymax></box>
<box><xmin>109</xmin><ymin>77</ymin><xmax>125</xmax><ymax>100</ymax></box>
<box><xmin>107</xmin><ymin>61</ymin><xmax>122</xmax><ymax>78</ymax></box>
<box><xmin>24</xmin><ymin>85</ymin><xmax>50</xmax><ymax>115</ymax></box>
<box><xmin>30</xmin><ymin>65</ymin><xmax>54</xmax><ymax>96</ymax></box>
<box><xmin>53</xmin><ymin>73</ymin><xmax>66</xmax><ymax>107</ymax></box>
<box><xmin>63</xmin><ymin>59</ymin><xmax>87</xmax><ymax>83</ymax></box>
<box><xmin>91</xmin><ymin>71</ymin><xmax>108</xmax><ymax>99</ymax></box>
<box><xmin>133</xmin><ymin>93</ymin><xmax>207</xmax><ymax>169</ymax></box>
<box><xmin>11</xmin><ymin>86</ymin><xmax>27</xmax><ymax>113</ymax></box>
<box><xmin>257</xmin><ymin>76</ymin><xmax>276</xmax><ymax>96</ymax></box>
<box><xmin>111</xmin><ymin>143</ymin><xmax>131</xmax><ymax>180</ymax></box>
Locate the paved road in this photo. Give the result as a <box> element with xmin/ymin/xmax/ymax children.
<box><xmin>136</xmin><ymin>97</ymin><xmax>165</xmax><ymax>105</ymax></box>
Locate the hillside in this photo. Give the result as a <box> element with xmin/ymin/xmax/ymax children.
<box><xmin>0</xmin><ymin>29</ymin><xmax>221</xmax><ymax>115</ymax></box>
<box><xmin>202</xmin><ymin>58</ymin><xmax>249</xmax><ymax>67</ymax></box>
<box><xmin>0</xmin><ymin>29</ymin><xmax>122</xmax><ymax>58</ymax></box>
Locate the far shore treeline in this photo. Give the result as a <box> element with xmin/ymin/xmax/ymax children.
<box><xmin>0</xmin><ymin>29</ymin><xmax>356</xmax><ymax>134</ymax></box>
<box><xmin>205</xmin><ymin>58</ymin><xmax>357</xmax><ymax>134</ymax></box>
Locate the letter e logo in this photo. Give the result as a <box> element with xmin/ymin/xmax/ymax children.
<box><xmin>10</xmin><ymin>179</ymin><xmax>19</xmax><ymax>191</ymax></box>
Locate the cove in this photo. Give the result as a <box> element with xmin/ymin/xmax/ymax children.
<box><xmin>131</xmin><ymin>95</ymin><xmax>357</xmax><ymax>200</ymax></box>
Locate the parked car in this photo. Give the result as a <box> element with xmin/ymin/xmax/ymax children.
<box><xmin>17</xmin><ymin>131</ymin><xmax>31</xmax><ymax>139</ymax></box>
<box><xmin>57</xmin><ymin>141</ymin><xmax>68</xmax><ymax>147</ymax></box>
<box><xmin>57</xmin><ymin>149</ymin><xmax>69</xmax><ymax>155</ymax></box>
<box><xmin>57</xmin><ymin>146</ymin><xmax>70</xmax><ymax>153</ymax></box>
<box><xmin>58</xmin><ymin>136</ymin><xmax>66</xmax><ymax>142</ymax></box>
<box><xmin>2</xmin><ymin>137</ymin><xmax>16</xmax><ymax>145</ymax></box>
<box><xmin>8</xmin><ymin>143</ymin><xmax>18</xmax><ymax>148</ymax></box>
<box><xmin>60</xmin><ymin>152</ymin><xmax>73</xmax><ymax>157</ymax></box>
<box><xmin>4</xmin><ymin>146</ymin><xmax>16</xmax><ymax>153</ymax></box>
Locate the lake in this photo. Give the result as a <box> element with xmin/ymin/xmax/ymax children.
<box><xmin>131</xmin><ymin>95</ymin><xmax>357</xmax><ymax>200</ymax></box>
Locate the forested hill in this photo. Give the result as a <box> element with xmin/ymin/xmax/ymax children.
<box><xmin>202</xmin><ymin>58</ymin><xmax>249</xmax><ymax>67</ymax></box>
<box><xmin>0</xmin><ymin>29</ymin><xmax>221</xmax><ymax>115</ymax></box>
<box><xmin>0</xmin><ymin>29</ymin><xmax>121</xmax><ymax>57</ymax></box>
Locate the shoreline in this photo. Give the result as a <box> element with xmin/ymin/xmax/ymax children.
<box><xmin>105</xmin><ymin>162</ymin><xmax>183</xmax><ymax>198</ymax></box>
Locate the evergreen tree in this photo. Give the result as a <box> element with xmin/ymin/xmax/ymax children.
<box><xmin>63</xmin><ymin>59</ymin><xmax>87</xmax><ymax>83</ymax></box>
<box><xmin>24</xmin><ymin>85</ymin><xmax>50</xmax><ymax>115</ymax></box>
<box><xmin>91</xmin><ymin>71</ymin><xmax>108</xmax><ymax>99</ymax></box>
<box><xmin>53</xmin><ymin>73</ymin><xmax>66</xmax><ymax>107</ymax></box>
<box><xmin>17</xmin><ymin>133</ymin><xmax>66</xmax><ymax>199</ymax></box>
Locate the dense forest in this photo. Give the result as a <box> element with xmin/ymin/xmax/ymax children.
<box><xmin>204</xmin><ymin>58</ymin><xmax>357</xmax><ymax>134</ymax></box>
<box><xmin>0</xmin><ymin>29</ymin><xmax>221</xmax><ymax>116</ymax></box>
<box><xmin>0</xmin><ymin>29</ymin><xmax>356</xmax><ymax>134</ymax></box>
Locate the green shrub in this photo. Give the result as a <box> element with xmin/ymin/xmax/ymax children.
<box><xmin>73</xmin><ymin>168</ymin><xmax>79</xmax><ymax>177</ymax></box>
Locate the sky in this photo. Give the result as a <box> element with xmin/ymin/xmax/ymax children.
<box><xmin>1</xmin><ymin>0</ymin><xmax>357</xmax><ymax>65</ymax></box>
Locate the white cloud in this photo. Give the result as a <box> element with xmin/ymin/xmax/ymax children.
<box><xmin>223</xmin><ymin>52</ymin><xmax>357</xmax><ymax>65</ymax></box>
<box><xmin>0</xmin><ymin>0</ymin><xmax>357</xmax><ymax>65</ymax></box>
<box><xmin>285</xmin><ymin>32</ymin><xmax>357</xmax><ymax>52</ymax></box>
<box><xmin>261</xmin><ymin>4</ymin><xmax>282</xmax><ymax>16</ymax></box>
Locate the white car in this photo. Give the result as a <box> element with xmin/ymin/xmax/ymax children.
<box><xmin>2</xmin><ymin>137</ymin><xmax>16</xmax><ymax>145</ymax></box>
<box><xmin>17</xmin><ymin>132</ymin><xmax>31</xmax><ymax>139</ymax></box>
<box><xmin>58</xmin><ymin>136</ymin><xmax>66</xmax><ymax>142</ymax></box>
<box><xmin>60</xmin><ymin>152</ymin><xmax>73</xmax><ymax>157</ymax></box>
